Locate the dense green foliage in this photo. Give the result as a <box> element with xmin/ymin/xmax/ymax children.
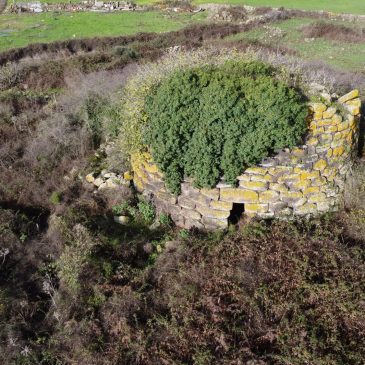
<box><xmin>144</xmin><ymin>61</ymin><xmax>307</xmax><ymax>194</ymax></box>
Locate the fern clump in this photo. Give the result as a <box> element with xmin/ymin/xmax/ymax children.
<box><xmin>144</xmin><ymin>61</ymin><xmax>308</xmax><ymax>194</ymax></box>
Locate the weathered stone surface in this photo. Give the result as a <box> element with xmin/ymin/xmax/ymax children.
<box><xmin>178</xmin><ymin>196</ymin><xmax>195</xmax><ymax>209</ymax></box>
<box><xmin>181</xmin><ymin>208</ymin><xmax>202</xmax><ymax>220</ymax></box>
<box><xmin>250</xmin><ymin>174</ymin><xmax>275</xmax><ymax>182</ymax></box>
<box><xmin>210</xmin><ymin>200</ymin><xmax>233</xmax><ymax>211</ymax></box>
<box><xmin>338</xmin><ymin>89</ymin><xmax>359</xmax><ymax>103</ymax></box>
<box><xmin>245</xmin><ymin>203</ymin><xmax>269</xmax><ymax>214</ymax></box>
<box><xmin>123</xmin><ymin>171</ymin><xmax>133</xmax><ymax>181</ymax></box>
<box><xmin>281</xmin><ymin>191</ymin><xmax>303</xmax><ymax>203</ymax></box>
<box><xmin>323</xmin><ymin>107</ymin><xmax>336</xmax><ymax>119</ymax></box>
<box><xmin>308</xmin><ymin>193</ymin><xmax>327</xmax><ymax>203</ymax></box>
<box><xmin>269</xmin><ymin>183</ymin><xmax>288</xmax><ymax>193</ymax></box>
<box><xmin>196</xmin><ymin>206</ymin><xmax>230</xmax><ymax>219</ymax></box>
<box><xmin>200</xmin><ymin>188</ymin><xmax>220</xmax><ymax>200</ymax></box>
<box><xmin>313</xmin><ymin>159</ymin><xmax>327</xmax><ymax>171</ymax></box>
<box><xmin>294</xmin><ymin>203</ymin><xmax>317</xmax><ymax>215</ymax></box>
<box><xmin>85</xmin><ymin>173</ymin><xmax>95</xmax><ymax>183</ymax></box>
<box><xmin>220</xmin><ymin>189</ymin><xmax>259</xmax><ymax>203</ymax></box>
<box><xmin>202</xmin><ymin>216</ymin><xmax>228</xmax><ymax>229</ymax></box>
<box><xmin>270</xmin><ymin>201</ymin><xmax>288</xmax><ymax>212</ymax></box>
<box><xmin>93</xmin><ymin>177</ymin><xmax>104</xmax><ymax>187</ymax></box>
<box><xmin>244</xmin><ymin>167</ymin><xmax>267</xmax><ymax>175</ymax></box>
<box><xmin>345</xmin><ymin>104</ymin><xmax>360</xmax><ymax>116</ymax></box>
<box><xmin>184</xmin><ymin>219</ymin><xmax>204</xmax><ymax>230</ymax></box>
<box><xmin>113</xmin><ymin>216</ymin><xmax>130</xmax><ymax>225</ymax></box>
<box><xmin>259</xmin><ymin>190</ymin><xmax>279</xmax><ymax>203</ymax></box>
<box><xmin>239</xmin><ymin>181</ymin><xmax>268</xmax><ymax>191</ymax></box>
<box><xmin>309</xmin><ymin>102</ymin><xmax>327</xmax><ymax>114</ymax></box>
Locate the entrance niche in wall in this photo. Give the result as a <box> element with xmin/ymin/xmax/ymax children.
<box><xmin>228</xmin><ymin>203</ymin><xmax>245</xmax><ymax>225</ymax></box>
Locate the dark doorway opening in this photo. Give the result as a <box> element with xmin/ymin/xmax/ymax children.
<box><xmin>228</xmin><ymin>203</ymin><xmax>245</xmax><ymax>224</ymax></box>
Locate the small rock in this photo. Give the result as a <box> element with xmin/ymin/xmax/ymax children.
<box><xmin>105</xmin><ymin>179</ymin><xmax>119</xmax><ymax>189</ymax></box>
<box><xmin>98</xmin><ymin>182</ymin><xmax>107</xmax><ymax>190</ymax></box>
<box><xmin>123</xmin><ymin>171</ymin><xmax>133</xmax><ymax>181</ymax></box>
<box><xmin>104</xmin><ymin>172</ymin><xmax>116</xmax><ymax>179</ymax></box>
<box><xmin>113</xmin><ymin>216</ymin><xmax>130</xmax><ymax>225</ymax></box>
<box><xmin>85</xmin><ymin>173</ymin><xmax>95</xmax><ymax>183</ymax></box>
<box><xmin>93</xmin><ymin>177</ymin><xmax>104</xmax><ymax>187</ymax></box>
<box><xmin>143</xmin><ymin>242</ymin><xmax>153</xmax><ymax>254</ymax></box>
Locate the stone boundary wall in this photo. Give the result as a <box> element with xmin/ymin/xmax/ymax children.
<box><xmin>131</xmin><ymin>90</ymin><xmax>361</xmax><ymax>230</ymax></box>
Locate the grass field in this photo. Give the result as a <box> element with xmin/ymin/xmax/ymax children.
<box><xmin>225</xmin><ymin>17</ymin><xmax>365</xmax><ymax>72</ymax></box>
<box><xmin>0</xmin><ymin>11</ymin><xmax>206</xmax><ymax>51</ymax></box>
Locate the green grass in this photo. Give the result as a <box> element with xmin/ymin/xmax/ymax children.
<box><xmin>196</xmin><ymin>0</ymin><xmax>365</xmax><ymax>15</ymax></box>
<box><xmin>225</xmin><ymin>17</ymin><xmax>365</xmax><ymax>72</ymax></box>
<box><xmin>0</xmin><ymin>11</ymin><xmax>206</xmax><ymax>51</ymax></box>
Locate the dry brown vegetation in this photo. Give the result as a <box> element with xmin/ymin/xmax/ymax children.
<box><xmin>302</xmin><ymin>21</ymin><xmax>365</xmax><ymax>42</ymax></box>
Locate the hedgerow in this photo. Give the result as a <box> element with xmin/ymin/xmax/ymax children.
<box><xmin>144</xmin><ymin>61</ymin><xmax>307</xmax><ymax>194</ymax></box>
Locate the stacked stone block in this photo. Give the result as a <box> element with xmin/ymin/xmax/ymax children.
<box><xmin>131</xmin><ymin>90</ymin><xmax>361</xmax><ymax>230</ymax></box>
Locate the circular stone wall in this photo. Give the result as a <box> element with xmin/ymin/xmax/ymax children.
<box><xmin>131</xmin><ymin>89</ymin><xmax>361</xmax><ymax>230</ymax></box>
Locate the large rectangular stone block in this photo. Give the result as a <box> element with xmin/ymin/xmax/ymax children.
<box><xmin>220</xmin><ymin>188</ymin><xmax>259</xmax><ymax>203</ymax></box>
<box><xmin>196</xmin><ymin>206</ymin><xmax>230</xmax><ymax>219</ymax></box>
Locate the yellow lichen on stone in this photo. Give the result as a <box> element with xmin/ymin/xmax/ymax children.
<box><xmin>250</xmin><ymin>174</ymin><xmax>274</xmax><ymax>182</ymax></box>
<box><xmin>210</xmin><ymin>200</ymin><xmax>233</xmax><ymax>211</ymax></box>
<box><xmin>268</xmin><ymin>166</ymin><xmax>293</xmax><ymax>175</ymax></box>
<box><xmin>201</xmin><ymin>188</ymin><xmax>220</xmax><ymax>200</ymax></box>
<box><xmin>303</xmin><ymin>186</ymin><xmax>320</xmax><ymax>195</ymax></box>
<box><xmin>220</xmin><ymin>188</ymin><xmax>259</xmax><ymax>203</ymax></box>
<box><xmin>278</xmin><ymin>174</ymin><xmax>300</xmax><ymax>183</ymax></box>
<box><xmin>295</xmin><ymin>203</ymin><xmax>317</xmax><ymax>215</ymax></box>
<box><xmin>306</xmin><ymin>137</ymin><xmax>318</xmax><ymax>146</ymax></box>
<box><xmin>326</xmin><ymin>125</ymin><xmax>338</xmax><ymax>133</ymax></box>
<box><xmin>244</xmin><ymin>167</ymin><xmax>267</xmax><ymax>175</ymax></box>
<box><xmin>239</xmin><ymin>181</ymin><xmax>268</xmax><ymax>191</ymax></box>
<box><xmin>269</xmin><ymin>183</ymin><xmax>288</xmax><ymax>193</ymax></box>
<box><xmin>143</xmin><ymin>162</ymin><xmax>159</xmax><ymax>174</ymax></box>
<box><xmin>337</xmin><ymin>121</ymin><xmax>349</xmax><ymax>132</ymax></box>
<box><xmin>259</xmin><ymin>190</ymin><xmax>279</xmax><ymax>203</ymax></box>
<box><xmin>345</xmin><ymin>104</ymin><xmax>360</xmax><ymax>116</ymax></box>
<box><xmin>317</xmin><ymin>119</ymin><xmax>333</xmax><ymax>127</ymax></box>
<box><xmin>312</xmin><ymin>126</ymin><xmax>325</xmax><ymax>136</ymax></box>
<box><xmin>346</xmin><ymin>98</ymin><xmax>361</xmax><ymax>108</ymax></box>
<box><xmin>291</xmin><ymin>180</ymin><xmax>311</xmax><ymax>190</ymax></box>
<box><xmin>123</xmin><ymin>171</ymin><xmax>133</xmax><ymax>181</ymax></box>
<box><xmin>245</xmin><ymin>203</ymin><xmax>269</xmax><ymax>214</ymax></box>
<box><xmin>338</xmin><ymin>89</ymin><xmax>359</xmax><ymax>103</ymax></box>
<box><xmin>133</xmin><ymin>175</ymin><xmax>144</xmax><ymax>191</ymax></box>
<box><xmin>333</xmin><ymin>146</ymin><xmax>345</xmax><ymax>157</ymax></box>
<box><xmin>196</xmin><ymin>206</ymin><xmax>230</xmax><ymax>219</ymax></box>
<box><xmin>308</xmin><ymin>193</ymin><xmax>327</xmax><ymax>203</ymax></box>
<box><xmin>313</xmin><ymin>159</ymin><xmax>327</xmax><ymax>171</ymax></box>
<box><xmin>309</xmin><ymin>102</ymin><xmax>327</xmax><ymax>114</ymax></box>
<box><xmin>332</xmin><ymin>114</ymin><xmax>342</xmax><ymax>125</ymax></box>
<box><xmin>323</xmin><ymin>107</ymin><xmax>336</xmax><ymax>119</ymax></box>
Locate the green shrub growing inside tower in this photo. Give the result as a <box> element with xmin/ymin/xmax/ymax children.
<box><xmin>144</xmin><ymin>61</ymin><xmax>308</xmax><ymax>194</ymax></box>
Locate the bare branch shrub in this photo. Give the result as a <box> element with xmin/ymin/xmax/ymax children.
<box><xmin>302</xmin><ymin>21</ymin><xmax>365</xmax><ymax>42</ymax></box>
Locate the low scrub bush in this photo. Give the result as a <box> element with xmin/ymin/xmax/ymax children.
<box><xmin>302</xmin><ymin>22</ymin><xmax>365</xmax><ymax>43</ymax></box>
<box><xmin>144</xmin><ymin>60</ymin><xmax>307</xmax><ymax>193</ymax></box>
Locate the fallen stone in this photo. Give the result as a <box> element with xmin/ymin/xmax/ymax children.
<box><xmin>85</xmin><ymin>173</ymin><xmax>95</xmax><ymax>183</ymax></box>
<box><xmin>93</xmin><ymin>177</ymin><xmax>104</xmax><ymax>187</ymax></box>
<box><xmin>113</xmin><ymin>216</ymin><xmax>130</xmax><ymax>225</ymax></box>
